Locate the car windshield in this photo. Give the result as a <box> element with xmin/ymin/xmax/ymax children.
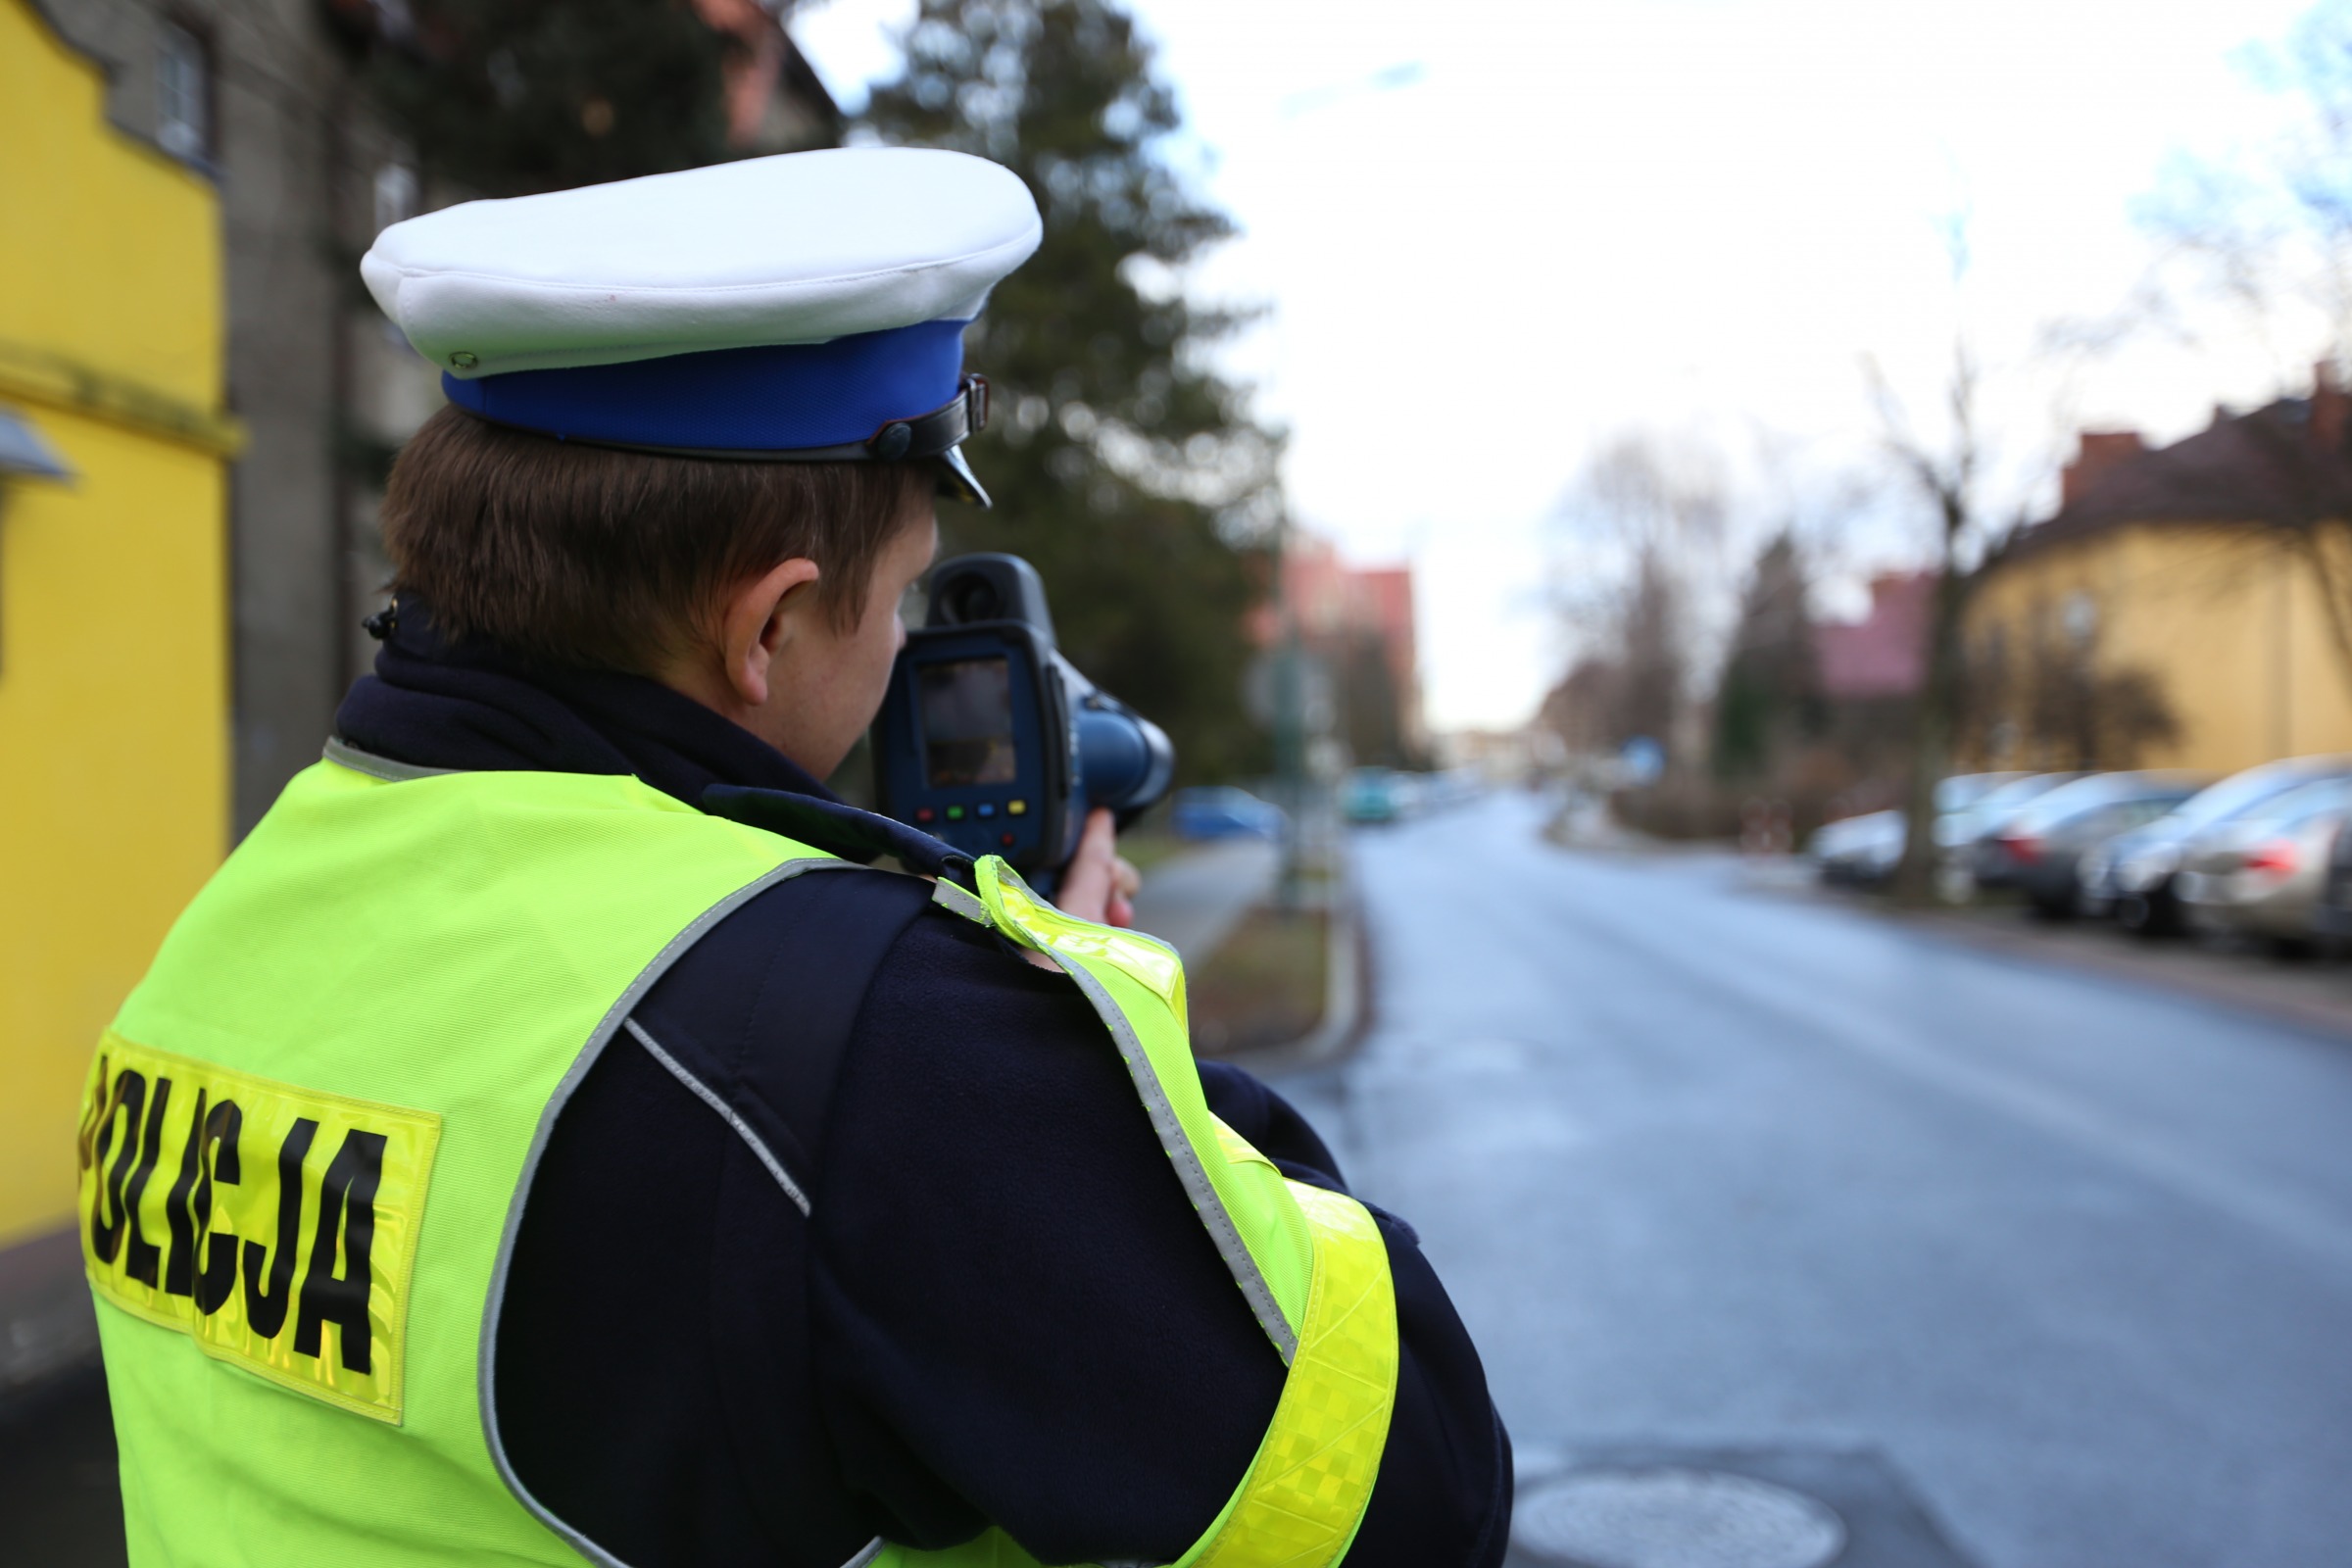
<box><xmin>2167</xmin><ymin>762</ymin><xmax>2352</xmax><ymax>833</ymax></box>
<box><xmin>1967</xmin><ymin>773</ymin><xmax>2081</xmax><ymax>825</ymax></box>
<box><xmin>2012</xmin><ymin>775</ymin><xmax>2201</xmax><ymax>833</ymax></box>
<box><xmin>2236</xmin><ymin>777</ymin><xmax>2352</xmax><ymax>831</ymax></box>
<box><xmin>2005</xmin><ymin>775</ymin><xmax>2136</xmax><ymax>830</ymax></box>
<box><xmin>1936</xmin><ymin>773</ymin><xmax>2020</xmax><ymax>813</ymax></box>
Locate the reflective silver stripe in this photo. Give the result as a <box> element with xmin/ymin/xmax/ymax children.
<box><xmin>479</xmin><ymin>856</ymin><xmax>863</xmax><ymax>1568</ymax></box>
<box><xmin>1047</xmin><ymin>952</ymin><xmax>1299</xmax><ymax>1364</ymax></box>
<box><xmin>952</xmin><ymin>871</ymin><xmax>1294</xmax><ymax>1351</ymax></box>
<box><xmin>624</xmin><ymin>1017</ymin><xmax>811</xmax><ymax>1216</ymax></box>
<box><xmin>839</xmin><ymin>1538</ymin><xmax>885</xmax><ymax>1568</ymax></box>
<box><xmin>321</xmin><ymin>736</ymin><xmax>457</xmax><ymax>781</ymax></box>
<box><xmin>930</xmin><ymin>878</ymin><xmax>991</xmax><ymax>925</ymax></box>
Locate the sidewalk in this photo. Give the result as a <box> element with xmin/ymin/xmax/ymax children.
<box><xmin>1128</xmin><ymin>836</ymin><xmax>1279</xmax><ymax>963</ymax></box>
<box><xmin>1890</xmin><ymin>902</ymin><xmax>2352</xmax><ymax>1041</ymax></box>
<box><xmin>1736</xmin><ymin>854</ymin><xmax>2352</xmax><ymax>1042</ymax></box>
<box><xmin>1132</xmin><ymin>825</ymin><xmax>1366</xmax><ymax>1071</ymax></box>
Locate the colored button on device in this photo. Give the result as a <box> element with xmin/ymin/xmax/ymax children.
<box><xmin>977</xmin><ymin>803</ymin><xmax>997</xmax><ymax>818</ymax></box>
<box><xmin>1001</xmin><ymin>831</ymin><xmax>1016</xmax><ymax>847</ymax></box>
<box><xmin>914</xmin><ymin>808</ymin><xmax>936</xmax><ymax>823</ymax></box>
<box><xmin>1006</xmin><ymin>799</ymin><xmax>1027</xmax><ymax>815</ymax></box>
<box><xmin>946</xmin><ymin>806</ymin><xmax>965</xmax><ymax>820</ymax></box>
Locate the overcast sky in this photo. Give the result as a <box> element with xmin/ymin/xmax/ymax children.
<box><xmin>798</xmin><ymin>0</ymin><xmax>2326</xmax><ymax>731</ymax></box>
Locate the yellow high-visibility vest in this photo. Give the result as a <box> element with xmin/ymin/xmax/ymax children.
<box><xmin>83</xmin><ymin>748</ymin><xmax>1396</xmax><ymax>1567</ymax></box>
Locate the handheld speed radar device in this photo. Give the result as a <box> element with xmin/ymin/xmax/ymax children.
<box><xmin>873</xmin><ymin>554</ymin><xmax>1175</xmax><ymax>888</ymax></box>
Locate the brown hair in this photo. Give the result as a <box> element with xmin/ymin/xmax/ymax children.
<box><xmin>380</xmin><ymin>406</ymin><xmax>931</xmax><ymax>672</ymax></box>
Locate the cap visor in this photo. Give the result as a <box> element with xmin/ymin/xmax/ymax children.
<box><xmin>935</xmin><ymin>445</ymin><xmax>991</xmax><ymax>508</ymax></box>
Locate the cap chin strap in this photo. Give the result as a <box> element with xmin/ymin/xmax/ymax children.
<box><xmin>447</xmin><ymin>373</ymin><xmax>996</xmax><ymax>507</ymax></box>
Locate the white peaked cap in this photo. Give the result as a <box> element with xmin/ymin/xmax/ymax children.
<box><xmin>362</xmin><ymin>148</ymin><xmax>1043</xmax><ymax>380</ymax></box>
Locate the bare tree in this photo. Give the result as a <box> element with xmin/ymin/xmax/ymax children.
<box><xmin>1868</xmin><ymin>330</ymin><xmax>2029</xmax><ymax>904</ymax></box>
<box><xmin>1610</xmin><ymin>548</ymin><xmax>1686</xmax><ymax>754</ymax></box>
<box><xmin>1550</xmin><ymin>434</ymin><xmax>1728</xmax><ymax>765</ymax></box>
<box><xmin>2139</xmin><ymin>0</ymin><xmax>2352</xmax><ymax>378</ymax></box>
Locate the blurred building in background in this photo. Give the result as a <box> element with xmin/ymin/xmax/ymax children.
<box><xmin>1434</xmin><ymin>725</ymin><xmax>1560</xmax><ymax>785</ymax></box>
<box><xmin>4</xmin><ymin>0</ymin><xmax>840</xmax><ymax>1410</ymax></box>
<box><xmin>1811</xmin><ymin>568</ymin><xmax>1931</xmax><ymax>804</ymax></box>
<box><xmin>1815</xmin><ymin>570</ymin><xmax>1931</xmax><ymax>705</ymax></box>
<box><xmin>1964</xmin><ymin>368</ymin><xmax>2352</xmax><ymax>777</ymax></box>
<box><xmin>1256</xmin><ymin>529</ymin><xmax>1424</xmax><ymax>769</ymax></box>
<box><xmin>687</xmin><ymin>0</ymin><xmax>846</xmax><ymax>152</ymax></box>
<box><xmin>0</xmin><ymin>0</ymin><xmax>235</xmax><ymax>1396</ymax></box>
<box><xmin>43</xmin><ymin>0</ymin><xmax>372</xmax><ymax>836</ymax></box>
<box><xmin>39</xmin><ymin>0</ymin><xmax>840</xmax><ymax>835</ymax></box>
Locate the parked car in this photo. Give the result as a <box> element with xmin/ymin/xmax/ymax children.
<box><xmin>1342</xmin><ymin>767</ymin><xmax>1400</xmax><ymax>824</ymax></box>
<box><xmin>1806</xmin><ymin>774</ymin><xmax>2018</xmax><ymax>890</ymax></box>
<box><xmin>2310</xmin><ymin>811</ymin><xmax>2352</xmax><ymax>944</ymax></box>
<box><xmin>1809</xmin><ymin>808</ymin><xmax>1906</xmax><ymax>886</ymax></box>
<box><xmin>2176</xmin><ymin>775</ymin><xmax>2352</xmax><ymax>946</ymax></box>
<box><xmin>1955</xmin><ymin>772</ymin><xmax>2091</xmax><ymax>889</ymax></box>
<box><xmin>1929</xmin><ymin>771</ymin><xmax>2031</xmax><ymax>851</ymax></box>
<box><xmin>2097</xmin><ymin>755</ymin><xmax>2352</xmax><ymax>934</ymax></box>
<box><xmin>1171</xmin><ymin>786</ymin><xmax>1287</xmax><ymax>841</ymax></box>
<box><xmin>1975</xmin><ymin>771</ymin><xmax>2209</xmax><ymax>915</ymax></box>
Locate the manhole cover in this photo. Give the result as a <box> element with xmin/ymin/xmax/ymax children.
<box><xmin>1514</xmin><ymin>1466</ymin><xmax>1847</xmax><ymax>1568</ymax></box>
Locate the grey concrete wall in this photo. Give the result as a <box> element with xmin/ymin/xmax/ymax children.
<box><xmin>42</xmin><ymin>1</ymin><xmax>843</xmax><ymax>834</ymax></box>
<box><xmin>218</xmin><ymin>0</ymin><xmax>350</xmax><ymax>835</ymax></box>
<box><xmin>46</xmin><ymin>0</ymin><xmax>353</xmax><ymax>836</ymax></box>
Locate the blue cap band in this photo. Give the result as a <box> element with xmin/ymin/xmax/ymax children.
<box><xmin>440</xmin><ymin>318</ymin><xmax>970</xmax><ymax>453</ymax></box>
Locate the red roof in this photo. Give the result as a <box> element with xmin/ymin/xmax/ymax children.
<box><xmin>1815</xmin><ymin>571</ymin><xmax>1932</xmax><ymax>700</ymax></box>
<box><xmin>2016</xmin><ymin>383</ymin><xmax>2352</xmax><ymax>559</ymax></box>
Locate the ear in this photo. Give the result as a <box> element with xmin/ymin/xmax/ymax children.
<box><xmin>719</xmin><ymin>558</ymin><xmax>822</xmax><ymax>710</ymax></box>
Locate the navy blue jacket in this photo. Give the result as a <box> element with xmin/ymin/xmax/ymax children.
<box><xmin>335</xmin><ymin>609</ymin><xmax>1510</xmax><ymax>1568</ymax></box>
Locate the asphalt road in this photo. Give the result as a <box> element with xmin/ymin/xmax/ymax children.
<box><xmin>1272</xmin><ymin>791</ymin><xmax>2352</xmax><ymax>1568</ymax></box>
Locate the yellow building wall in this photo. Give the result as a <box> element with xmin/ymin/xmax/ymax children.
<box><xmin>0</xmin><ymin>0</ymin><xmax>231</xmax><ymax>1248</ymax></box>
<box><xmin>1965</xmin><ymin>521</ymin><xmax>2352</xmax><ymax>778</ymax></box>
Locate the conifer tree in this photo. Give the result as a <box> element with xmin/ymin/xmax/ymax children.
<box><xmin>863</xmin><ymin>0</ymin><xmax>1280</xmax><ymax>780</ymax></box>
<box><xmin>350</xmin><ymin>0</ymin><xmax>735</xmax><ymax>196</ymax></box>
<box><xmin>1712</xmin><ymin>531</ymin><xmax>1821</xmax><ymax>781</ymax></box>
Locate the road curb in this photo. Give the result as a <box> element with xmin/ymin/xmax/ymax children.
<box><xmin>1739</xmin><ymin>858</ymin><xmax>2352</xmax><ymax>1043</ymax></box>
<box><xmin>1882</xmin><ymin>905</ymin><xmax>2352</xmax><ymax>1042</ymax></box>
<box><xmin>1215</xmin><ymin>851</ymin><xmax>1370</xmax><ymax>1078</ymax></box>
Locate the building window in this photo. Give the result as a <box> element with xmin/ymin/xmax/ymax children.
<box><xmin>157</xmin><ymin>22</ymin><xmax>212</xmax><ymax>163</ymax></box>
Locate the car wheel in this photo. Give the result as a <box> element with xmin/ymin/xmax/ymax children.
<box><xmin>2119</xmin><ymin>890</ymin><xmax>2176</xmax><ymax>937</ymax></box>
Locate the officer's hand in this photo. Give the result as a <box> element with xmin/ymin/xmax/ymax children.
<box><xmin>1057</xmin><ymin>808</ymin><xmax>1141</xmax><ymax>928</ymax></box>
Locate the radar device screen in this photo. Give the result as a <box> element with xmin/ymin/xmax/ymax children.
<box><xmin>919</xmin><ymin>656</ymin><xmax>1018</xmax><ymax>787</ymax></box>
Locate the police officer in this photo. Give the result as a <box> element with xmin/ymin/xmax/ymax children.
<box><xmin>76</xmin><ymin>148</ymin><xmax>1510</xmax><ymax>1567</ymax></box>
